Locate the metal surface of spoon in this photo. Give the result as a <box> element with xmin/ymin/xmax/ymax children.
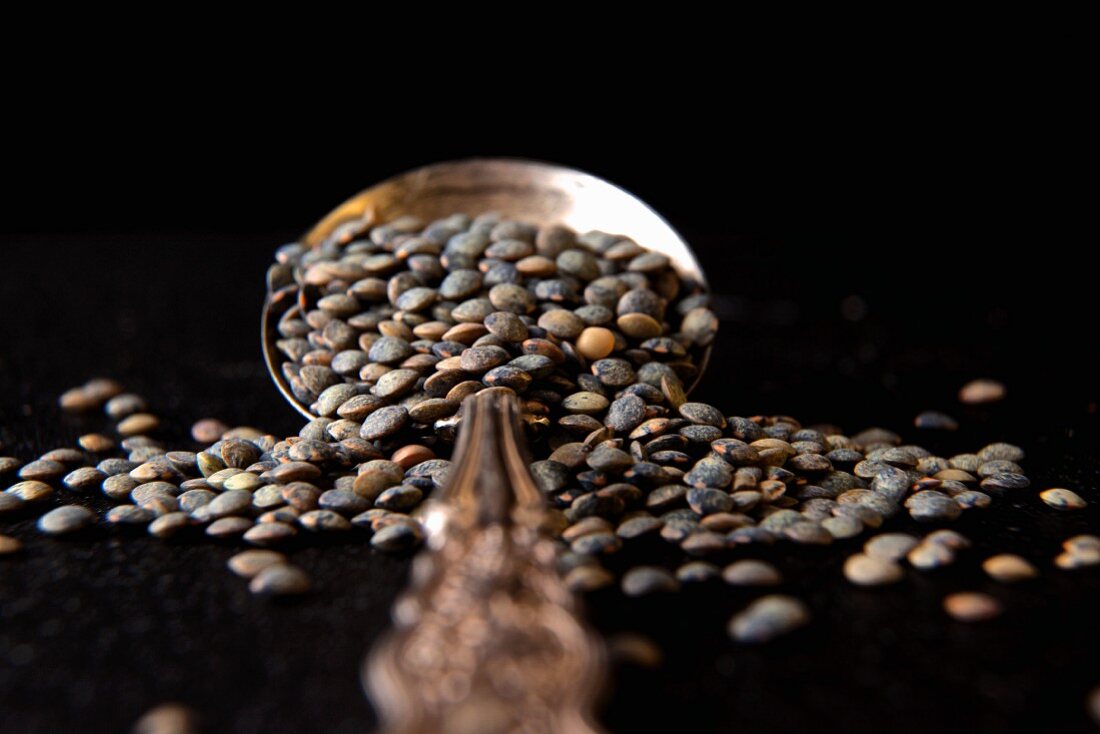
<box><xmin>365</xmin><ymin>387</ymin><xmax>606</xmax><ymax>734</ymax></box>
<box><xmin>259</xmin><ymin>158</ymin><xmax>712</xmax><ymax>733</ymax></box>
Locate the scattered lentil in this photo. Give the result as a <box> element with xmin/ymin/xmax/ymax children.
<box><xmin>914</xmin><ymin>411</ymin><xmax>959</xmax><ymax>430</ymax></box>
<box><xmin>0</xmin><ymin>534</ymin><xmax>22</xmax><ymax>554</ymax></box>
<box><xmin>844</xmin><ymin>553</ymin><xmax>904</xmax><ymax>586</ymax></box>
<box><xmin>78</xmin><ymin>433</ymin><xmax>116</xmax><ymax>452</ymax></box>
<box><xmin>19</xmin><ymin>459</ymin><xmax>65</xmax><ymax>482</ymax></box>
<box><xmin>943</xmin><ymin>591</ymin><xmax>1002</xmax><ymax>622</ymax></box>
<box><xmin>728</xmin><ymin>595</ymin><xmax>810</xmax><ymax>644</ymax></box>
<box><xmin>132</xmin><ymin>702</ymin><xmax>200</xmax><ymax>734</ymax></box>
<box><xmin>908</xmin><ymin>541</ymin><xmax>956</xmax><ymax>570</ymax></box>
<box><xmin>249</xmin><ymin>564</ymin><xmax>311</xmax><ymax>595</ymax></box>
<box><xmin>864</xmin><ymin>533</ymin><xmax>919</xmax><ymax>562</ymax></box>
<box><xmin>621</xmin><ymin>566</ymin><xmax>679</xmax><ymax>596</ymax></box>
<box><xmin>148</xmin><ymin>512</ymin><xmax>194</xmax><ymax>538</ymax></box>
<box><xmin>1039</xmin><ymin>488</ymin><xmax>1087</xmax><ymax>510</ymax></box>
<box><xmin>37</xmin><ymin>505</ymin><xmax>96</xmax><ymax>535</ymax></box>
<box><xmin>228</xmin><ymin>549</ymin><xmax>287</xmax><ymax>578</ymax></box>
<box><xmin>117</xmin><ymin>413</ymin><xmax>161</xmax><ymax>437</ymax></box>
<box><xmin>370</xmin><ymin>522</ymin><xmax>425</xmax><ymax>552</ymax></box>
<box><xmin>982</xmin><ymin>554</ymin><xmax>1038</xmax><ymax>582</ymax></box>
<box><xmin>206</xmin><ymin>517</ymin><xmax>253</xmax><ymax>538</ymax></box>
<box><xmin>676</xmin><ymin>561</ymin><xmax>720</xmax><ymax>583</ymax></box>
<box><xmin>1056</xmin><ymin>550</ymin><xmax>1100</xmax><ymax>569</ymax></box>
<box><xmin>243</xmin><ymin>522</ymin><xmax>297</xmax><ymax>547</ymax></box>
<box><xmin>1063</xmin><ymin>535</ymin><xmax>1100</xmax><ymax>554</ymax></box>
<box><xmin>722</xmin><ymin>559</ymin><xmax>781</xmax><ymax>586</ymax></box>
<box><xmin>106</xmin><ymin>505</ymin><xmax>155</xmax><ymax>525</ymax></box>
<box><xmin>958</xmin><ymin>379</ymin><xmax>1006</xmax><ymax>405</ymax></box>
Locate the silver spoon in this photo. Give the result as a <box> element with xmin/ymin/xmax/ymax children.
<box><xmin>260</xmin><ymin>159</ymin><xmax>711</xmax><ymax>734</ymax></box>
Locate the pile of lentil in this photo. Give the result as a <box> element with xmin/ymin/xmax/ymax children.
<box><xmin>0</xmin><ymin>215</ymin><xmax>1095</xmax><ymax>655</ymax></box>
<box><xmin>267</xmin><ymin>211</ymin><xmax>714</xmax><ymax>447</ymax></box>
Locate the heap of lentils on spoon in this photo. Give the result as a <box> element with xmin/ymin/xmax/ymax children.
<box><xmin>268</xmin><ymin>211</ymin><xmax>716</xmax><ymax>444</ymax></box>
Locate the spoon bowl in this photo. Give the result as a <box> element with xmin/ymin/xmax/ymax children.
<box><xmin>261</xmin><ymin>157</ymin><xmax>710</xmax><ymax>420</ymax></box>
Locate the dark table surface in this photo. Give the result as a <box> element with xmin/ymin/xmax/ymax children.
<box><xmin>1</xmin><ymin>230</ymin><xmax>1097</xmax><ymax>734</ymax></box>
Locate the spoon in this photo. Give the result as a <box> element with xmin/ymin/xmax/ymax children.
<box><xmin>260</xmin><ymin>159</ymin><xmax>711</xmax><ymax>733</ymax></box>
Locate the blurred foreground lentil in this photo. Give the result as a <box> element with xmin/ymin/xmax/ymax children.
<box><xmin>132</xmin><ymin>703</ymin><xmax>200</xmax><ymax>734</ymax></box>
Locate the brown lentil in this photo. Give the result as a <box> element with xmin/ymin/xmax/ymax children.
<box><xmin>943</xmin><ymin>591</ymin><xmax>1003</xmax><ymax>622</ymax></box>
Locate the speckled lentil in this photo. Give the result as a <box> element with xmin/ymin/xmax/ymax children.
<box><xmin>37</xmin><ymin>505</ymin><xmax>96</xmax><ymax>535</ymax></box>
<box><xmin>1039</xmin><ymin>488</ymin><xmax>1087</xmax><ymax>510</ymax></box>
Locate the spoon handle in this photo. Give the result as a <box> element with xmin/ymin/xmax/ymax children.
<box><xmin>364</xmin><ymin>387</ymin><xmax>607</xmax><ymax>734</ymax></box>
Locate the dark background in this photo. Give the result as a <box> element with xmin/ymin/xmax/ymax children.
<box><xmin>1</xmin><ymin>110</ymin><xmax>1097</xmax><ymax>733</ymax></box>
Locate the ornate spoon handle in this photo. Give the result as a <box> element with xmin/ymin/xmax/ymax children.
<box><xmin>364</xmin><ymin>387</ymin><xmax>607</xmax><ymax>734</ymax></box>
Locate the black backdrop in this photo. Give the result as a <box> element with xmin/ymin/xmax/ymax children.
<box><xmin>6</xmin><ymin>117</ymin><xmax>1093</xmax><ymax>422</ymax></box>
<box><xmin>2</xmin><ymin>114</ymin><xmax>1098</xmax><ymax>733</ymax></box>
